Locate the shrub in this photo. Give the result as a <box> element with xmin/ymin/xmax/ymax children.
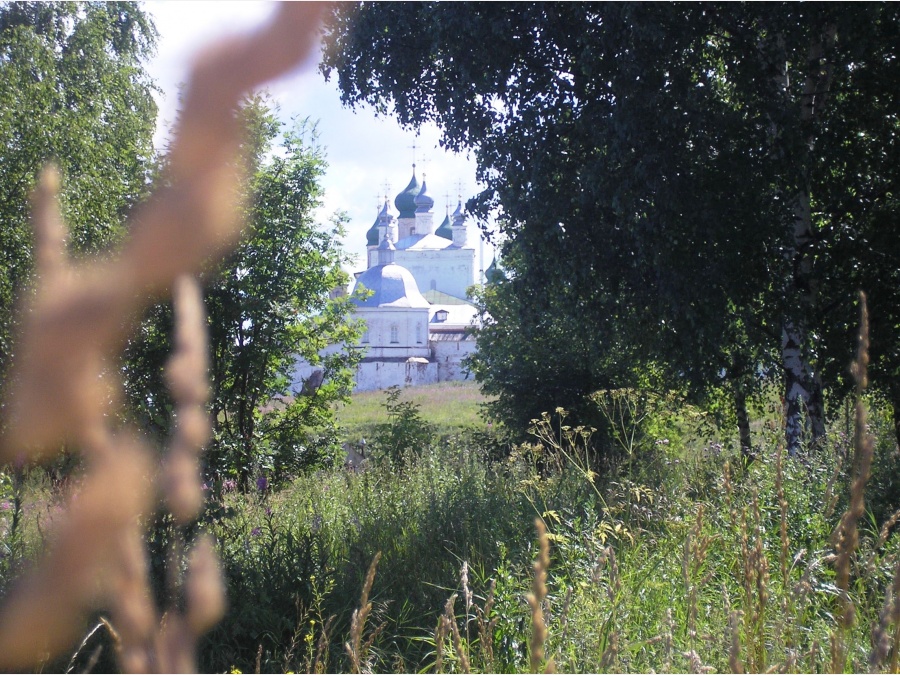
<box><xmin>371</xmin><ymin>386</ymin><xmax>437</xmax><ymax>467</ymax></box>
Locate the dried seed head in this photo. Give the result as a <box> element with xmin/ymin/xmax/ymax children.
<box><xmin>0</xmin><ymin>4</ymin><xmax>327</xmax><ymax>671</ymax></box>
<box><xmin>185</xmin><ymin>536</ymin><xmax>227</xmax><ymax>636</ymax></box>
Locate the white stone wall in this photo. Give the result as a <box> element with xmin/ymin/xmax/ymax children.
<box><xmin>433</xmin><ymin>338</ymin><xmax>477</xmax><ymax>381</ymax></box>
<box><xmin>397</xmin><ymin>216</ymin><xmax>416</xmax><ymax>239</ymax></box>
<box><xmin>394</xmin><ymin>247</ymin><xmax>476</xmax><ymax>301</ymax></box>
<box><xmin>355</xmin><ymin>359</ymin><xmax>439</xmax><ymax>392</ymax></box>
<box><xmin>357</xmin><ymin>306</ymin><xmax>430</xmax><ymax>356</ymax></box>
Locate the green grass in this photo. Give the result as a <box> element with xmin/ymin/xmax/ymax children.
<box><xmin>193</xmin><ymin>402</ymin><xmax>900</xmax><ymax>673</ymax></box>
<box><xmin>334</xmin><ymin>380</ymin><xmax>493</xmax><ymax>441</ymax></box>
<box><xmin>6</xmin><ymin>387</ymin><xmax>900</xmax><ymax>674</ymax></box>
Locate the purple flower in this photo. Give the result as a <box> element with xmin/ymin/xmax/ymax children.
<box><xmin>265</xmin><ymin>507</ymin><xmax>273</xmax><ymax>517</ymax></box>
<box><xmin>222</xmin><ymin>479</ymin><xmax>237</xmax><ymax>493</ymax></box>
<box><xmin>251</xmin><ymin>527</ymin><xmax>262</xmax><ymax>537</ymax></box>
<box><xmin>0</xmin><ymin>500</ymin><xmax>10</xmax><ymax>511</ymax></box>
<box><xmin>256</xmin><ymin>476</ymin><xmax>269</xmax><ymax>492</ymax></box>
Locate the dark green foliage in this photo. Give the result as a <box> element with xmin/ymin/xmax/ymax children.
<box><xmin>370</xmin><ymin>386</ymin><xmax>436</xmax><ymax>466</ymax></box>
<box><xmin>0</xmin><ymin>1</ymin><xmax>158</xmax><ymax>383</ymax></box>
<box><xmin>204</xmin><ymin>498</ymin><xmax>334</xmax><ymax>672</ymax></box>
<box><xmin>124</xmin><ymin>97</ymin><xmax>361</xmax><ymax>487</ymax></box>
<box><xmin>199</xmin><ymin>439</ymin><xmax>537</xmax><ymax>673</ymax></box>
<box><xmin>321</xmin><ymin>2</ymin><xmax>900</xmax><ymax>453</ymax></box>
<box><xmin>468</xmin><ymin>254</ymin><xmax>637</xmax><ymax>441</ymax></box>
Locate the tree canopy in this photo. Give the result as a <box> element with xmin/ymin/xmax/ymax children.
<box><xmin>125</xmin><ymin>97</ymin><xmax>361</xmax><ymax>485</ymax></box>
<box><xmin>0</xmin><ymin>1</ymin><xmax>158</xmax><ymax>378</ymax></box>
<box><xmin>321</xmin><ymin>2</ymin><xmax>900</xmax><ymax>452</ymax></box>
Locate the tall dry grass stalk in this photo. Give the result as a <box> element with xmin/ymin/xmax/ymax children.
<box><xmin>346</xmin><ymin>551</ymin><xmax>383</xmax><ymax>674</ymax></box>
<box><xmin>527</xmin><ymin>517</ymin><xmax>555</xmax><ymax>673</ymax></box>
<box><xmin>433</xmin><ymin>594</ymin><xmax>453</xmax><ymax>673</ymax></box>
<box><xmin>446</xmin><ymin>595</ymin><xmax>472</xmax><ymax>675</ymax></box>
<box><xmin>870</xmin><ymin>559</ymin><xmax>900</xmax><ymax>670</ymax></box>
<box><xmin>0</xmin><ymin>4</ymin><xmax>327</xmax><ymax>671</ymax></box>
<box><xmin>682</xmin><ymin>505</ymin><xmax>712</xmax><ymax>650</ymax></box>
<box><xmin>739</xmin><ymin>490</ymin><xmax>770</xmax><ymax>674</ymax></box>
<box><xmin>728</xmin><ymin>609</ymin><xmax>744</xmax><ymax>674</ymax></box>
<box><xmin>830</xmin><ymin>292</ymin><xmax>875</xmax><ymax>671</ymax></box>
<box><xmin>475</xmin><ymin>578</ymin><xmax>498</xmax><ymax>670</ymax></box>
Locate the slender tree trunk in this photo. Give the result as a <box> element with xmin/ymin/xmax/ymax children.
<box><xmin>773</xmin><ymin>24</ymin><xmax>835</xmax><ymax>455</ymax></box>
<box><xmin>735</xmin><ymin>385</ymin><xmax>754</xmax><ymax>461</ymax></box>
<box><xmin>782</xmin><ymin>319</ymin><xmax>826</xmax><ymax>455</ymax></box>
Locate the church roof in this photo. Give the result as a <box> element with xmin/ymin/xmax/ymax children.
<box><xmin>485</xmin><ymin>256</ymin><xmax>504</xmax><ymax>283</ymax></box>
<box><xmin>428</xmin><ymin>302</ymin><xmax>479</xmax><ymax>328</ymax></box>
<box><xmin>365</xmin><ymin>210</ymin><xmax>380</xmax><ymax>246</ymax></box>
<box><xmin>351</xmin><ymin>262</ymin><xmax>430</xmax><ymax>309</ymax></box>
<box><xmin>423</xmin><ymin>289</ymin><xmax>469</xmax><ymax>305</ymax></box>
<box><xmin>414</xmin><ymin>180</ymin><xmax>435</xmax><ymax>212</ymax></box>
<box><xmin>394</xmin><ymin>170</ymin><xmax>420</xmax><ymax>219</ymax></box>
<box><xmin>395</xmin><ymin>232</ymin><xmax>454</xmax><ymax>251</ymax></box>
<box><xmin>435</xmin><ymin>213</ymin><xmax>453</xmax><ymax>240</ymax></box>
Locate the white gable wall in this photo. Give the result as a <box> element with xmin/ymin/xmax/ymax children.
<box><xmin>357</xmin><ymin>305</ymin><xmax>431</xmax><ymax>359</ymax></box>
<box><xmin>394</xmin><ymin>247</ymin><xmax>476</xmax><ymax>301</ymax></box>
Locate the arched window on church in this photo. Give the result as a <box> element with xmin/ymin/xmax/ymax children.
<box><xmin>416</xmin><ymin>321</ymin><xmax>422</xmax><ymax>344</ymax></box>
<box><xmin>390</xmin><ymin>324</ymin><xmax>399</xmax><ymax>344</ymax></box>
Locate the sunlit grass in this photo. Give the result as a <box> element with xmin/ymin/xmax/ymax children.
<box><xmin>334</xmin><ymin>380</ymin><xmax>493</xmax><ymax>441</ymax></box>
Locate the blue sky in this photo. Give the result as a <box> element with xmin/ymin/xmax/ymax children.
<box><xmin>143</xmin><ymin>1</ymin><xmax>494</xmax><ymax>276</ymax></box>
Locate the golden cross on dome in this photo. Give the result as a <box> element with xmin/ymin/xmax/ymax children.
<box><xmin>407</xmin><ymin>140</ymin><xmax>418</xmax><ymax>170</ymax></box>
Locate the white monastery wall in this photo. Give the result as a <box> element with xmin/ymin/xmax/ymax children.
<box><xmin>395</xmin><ymin>248</ymin><xmax>475</xmax><ymax>301</ymax></box>
<box><xmin>355</xmin><ymin>359</ymin><xmax>439</xmax><ymax>391</ymax></box>
<box><xmin>433</xmin><ymin>338</ymin><xmax>477</xmax><ymax>381</ymax></box>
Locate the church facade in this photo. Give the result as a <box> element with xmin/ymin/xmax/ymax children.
<box><xmin>291</xmin><ymin>168</ymin><xmax>480</xmax><ymax>393</ymax></box>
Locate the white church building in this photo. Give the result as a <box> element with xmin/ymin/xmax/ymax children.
<box><xmin>292</xmin><ymin>168</ymin><xmax>480</xmax><ymax>392</ymax></box>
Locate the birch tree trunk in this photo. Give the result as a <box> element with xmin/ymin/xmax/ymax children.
<box><xmin>776</xmin><ymin>25</ymin><xmax>835</xmax><ymax>455</ymax></box>
<box><xmin>735</xmin><ymin>384</ymin><xmax>754</xmax><ymax>461</ymax></box>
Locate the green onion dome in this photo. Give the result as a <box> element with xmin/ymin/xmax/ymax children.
<box><xmin>414</xmin><ymin>180</ymin><xmax>435</xmax><ymax>212</ymax></box>
<box><xmin>365</xmin><ymin>209</ymin><xmax>381</xmax><ymax>246</ymax></box>
<box><xmin>485</xmin><ymin>256</ymin><xmax>503</xmax><ymax>284</ymax></box>
<box><xmin>394</xmin><ymin>170</ymin><xmax>420</xmax><ymax>218</ymax></box>
<box><xmin>435</xmin><ymin>213</ymin><xmax>453</xmax><ymax>240</ymax></box>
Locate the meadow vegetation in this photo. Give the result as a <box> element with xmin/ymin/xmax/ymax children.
<box><xmin>3</xmin><ymin>3</ymin><xmax>900</xmax><ymax>673</ymax></box>
<box><xmin>6</xmin><ymin>370</ymin><xmax>900</xmax><ymax>673</ymax></box>
<box><xmin>334</xmin><ymin>380</ymin><xmax>491</xmax><ymax>442</ymax></box>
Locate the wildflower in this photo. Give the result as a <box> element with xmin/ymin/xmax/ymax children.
<box><xmin>256</xmin><ymin>476</ymin><xmax>268</xmax><ymax>492</ymax></box>
<box><xmin>251</xmin><ymin>527</ymin><xmax>262</xmax><ymax>537</ymax></box>
<box><xmin>0</xmin><ymin>501</ymin><xmax>10</xmax><ymax>511</ymax></box>
<box><xmin>222</xmin><ymin>479</ymin><xmax>237</xmax><ymax>492</ymax></box>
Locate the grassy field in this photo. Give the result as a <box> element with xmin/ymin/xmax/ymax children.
<box><xmin>334</xmin><ymin>380</ymin><xmax>493</xmax><ymax>441</ymax></box>
<box><xmin>6</xmin><ymin>380</ymin><xmax>900</xmax><ymax>673</ymax></box>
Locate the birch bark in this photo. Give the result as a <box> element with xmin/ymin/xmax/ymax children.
<box><xmin>776</xmin><ymin>25</ymin><xmax>835</xmax><ymax>455</ymax></box>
